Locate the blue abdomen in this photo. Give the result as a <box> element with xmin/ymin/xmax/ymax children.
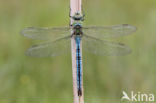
<box><xmin>75</xmin><ymin>37</ymin><xmax>82</xmax><ymax>96</ymax></box>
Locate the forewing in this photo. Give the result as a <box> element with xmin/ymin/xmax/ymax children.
<box><xmin>83</xmin><ymin>24</ymin><xmax>137</xmax><ymax>39</ymax></box>
<box><xmin>25</xmin><ymin>36</ymin><xmax>71</xmax><ymax>57</ymax></box>
<box><xmin>21</xmin><ymin>26</ymin><xmax>70</xmax><ymax>41</ymax></box>
<box><xmin>82</xmin><ymin>35</ymin><xmax>131</xmax><ymax>56</ymax></box>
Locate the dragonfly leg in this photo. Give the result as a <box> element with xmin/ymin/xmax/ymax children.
<box><xmin>69</xmin><ymin>6</ymin><xmax>72</xmax><ymax>17</ymax></box>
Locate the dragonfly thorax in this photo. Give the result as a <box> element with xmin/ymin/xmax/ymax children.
<box><xmin>72</xmin><ymin>24</ymin><xmax>83</xmax><ymax>36</ymax></box>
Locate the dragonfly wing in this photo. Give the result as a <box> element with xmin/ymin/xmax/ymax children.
<box><xmin>21</xmin><ymin>26</ymin><xmax>71</xmax><ymax>41</ymax></box>
<box><xmin>82</xmin><ymin>35</ymin><xmax>131</xmax><ymax>56</ymax></box>
<box><xmin>83</xmin><ymin>24</ymin><xmax>137</xmax><ymax>39</ymax></box>
<box><xmin>25</xmin><ymin>36</ymin><xmax>71</xmax><ymax>57</ymax></box>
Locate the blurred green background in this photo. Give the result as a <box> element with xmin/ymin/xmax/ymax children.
<box><xmin>0</xmin><ymin>0</ymin><xmax>156</xmax><ymax>103</ymax></box>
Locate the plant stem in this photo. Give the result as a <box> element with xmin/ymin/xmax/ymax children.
<box><xmin>70</xmin><ymin>0</ymin><xmax>84</xmax><ymax>103</ymax></box>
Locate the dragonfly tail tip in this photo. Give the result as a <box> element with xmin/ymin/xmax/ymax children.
<box><xmin>78</xmin><ymin>89</ymin><xmax>82</xmax><ymax>96</ymax></box>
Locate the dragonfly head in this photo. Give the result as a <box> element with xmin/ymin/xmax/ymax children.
<box><xmin>71</xmin><ymin>12</ymin><xmax>84</xmax><ymax>21</ymax></box>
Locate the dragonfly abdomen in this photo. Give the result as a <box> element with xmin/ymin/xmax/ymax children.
<box><xmin>75</xmin><ymin>37</ymin><xmax>82</xmax><ymax>96</ymax></box>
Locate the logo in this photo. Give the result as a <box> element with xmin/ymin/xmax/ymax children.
<box><xmin>121</xmin><ymin>91</ymin><xmax>155</xmax><ymax>102</ymax></box>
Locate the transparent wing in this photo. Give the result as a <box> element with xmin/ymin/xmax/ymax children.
<box><xmin>21</xmin><ymin>26</ymin><xmax>70</xmax><ymax>41</ymax></box>
<box><xmin>25</xmin><ymin>36</ymin><xmax>71</xmax><ymax>57</ymax></box>
<box><xmin>82</xmin><ymin>35</ymin><xmax>131</xmax><ymax>56</ymax></box>
<box><xmin>83</xmin><ymin>24</ymin><xmax>137</xmax><ymax>39</ymax></box>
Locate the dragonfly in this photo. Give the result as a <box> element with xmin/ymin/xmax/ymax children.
<box><xmin>21</xmin><ymin>12</ymin><xmax>137</xmax><ymax>96</ymax></box>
